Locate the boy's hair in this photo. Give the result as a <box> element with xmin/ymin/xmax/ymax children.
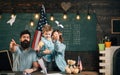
<box><xmin>20</xmin><ymin>30</ymin><xmax>31</xmax><ymax>38</ymax></box>
<box><xmin>42</xmin><ymin>24</ymin><xmax>53</xmax><ymax>33</ymax></box>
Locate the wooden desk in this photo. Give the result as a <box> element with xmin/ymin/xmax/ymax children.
<box><xmin>0</xmin><ymin>71</ymin><xmax>98</xmax><ymax>75</ymax></box>
<box><xmin>0</xmin><ymin>71</ymin><xmax>81</xmax><ymax>75</ymax></box>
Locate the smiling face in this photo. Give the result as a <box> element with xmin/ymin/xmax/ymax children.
<box><xmin>52</xmin><ymin>31</ymin><xmax>59</xmax><ymax>40</ymax></box>
<box><xmin>42</xmin><ymin>25</ymin><xmax>53</xmax><ymax>39</ymax></box>
<box><xmin>43</xmin><ymin>31</ymin><xmax>52</xmax><ymax>39</ymax></box>
<box><xmin>20</xmin><ymin>34</ymin><xmax>31</xmax><ymax>49</ymax></box>
<box><xmin>52</xmin><ymin>30</ymin><xmax>63</xmax><ymax>43</ymax></box>
<box><xmin>19</xmin><ymin>30</ymin><xmax>31</xmax><ymax>49</ymax></box>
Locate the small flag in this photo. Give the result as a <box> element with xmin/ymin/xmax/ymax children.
<box><xmin>32</xmin><ymin>4</ymin><xmax>48</xmax><ymax>50</ymax></box>
<box><xmin>77</xmin><ymin>56</ymin><xmax>83</xmax><ymax>71</ymax></box>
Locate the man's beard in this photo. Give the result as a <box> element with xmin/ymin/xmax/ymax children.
<box><xmin>21</xmin><ymin>40</ymin><xmax>30</xmax><ymax>49</ymax></box>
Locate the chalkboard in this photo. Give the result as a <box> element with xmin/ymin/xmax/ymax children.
<box><xmin>0</xmin><ymin>13</ymin><xmax>97</xmax><ymax>51</ymax></box>
<box><xmin>0</xmin><ymin>13</ymin><xmax>36</xmax><ymax>50</ymax></box>
<box><xmin>48</xmin><ymin>13</ymin><xmax>97</xmax><ymax>51</ymax></box>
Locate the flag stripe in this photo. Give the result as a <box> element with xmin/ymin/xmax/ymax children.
<box><xmin>77</xmin><ymin>56</ymin><xmax>83</xmax><ymax>71</ymax></box>
<box><xmin>32</xmin><ymin>30</ymin><xmax>42</xmax><ymax>50</ymax></box>
<box><xmin>34</xmin><ymin>31</ymin><xmax>41</xmax><ymax>48</ymax></box>
<box><xmin>32</xmin><ymin>31</ymin><xmax>37</xmax><ymax>48</ymax></box>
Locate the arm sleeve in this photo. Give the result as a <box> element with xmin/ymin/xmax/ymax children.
<box><xmin>54</xmin><ymin>40</ymin><xmax>66</xmax><ymax>54</ymax></box>
<box><xmin>32</xmin><ymin>52</ymin><xmax>38</xmax><ymax>62</ymax></box>
<box><xmin>12</xmin><ymin>46</ymin><xmax>21</xmax><ymax>54</ymax></box>
<box><xmin>37</xmin><ymin>51</ymin><xmax>46</xmax><ymax>58</ymax></box>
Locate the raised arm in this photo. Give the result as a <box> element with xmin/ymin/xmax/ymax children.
<box><xmin>9</xmin><ymin>39</ymin><xmax>18</xmax><ymax>52</ymax></box>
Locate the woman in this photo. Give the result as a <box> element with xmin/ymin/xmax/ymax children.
<box><xmin>52</xmin><ymin>30</ymin><xmax>67</xmax><ymax>72</ymax></box>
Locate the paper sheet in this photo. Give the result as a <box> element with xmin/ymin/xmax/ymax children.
<box><xmin>47</xmin><ymin>73</ymin><xmax>63</xmax><ymax>75</ymax></box>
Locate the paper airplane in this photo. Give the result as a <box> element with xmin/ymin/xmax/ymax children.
<box><xmin>7</xmin><ymin>15</ymin><xmax>16</xmax><ymax>26</ymax></box>
<box><xmin>55</xmin><ymin>20</ymin><xmax>64</xmax><ymax>28</ymax></box>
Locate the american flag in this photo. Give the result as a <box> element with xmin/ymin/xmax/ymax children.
<box><xmin>77</xmin><ymin>56</ymin><xmax>83</xmax><ymax>71</ymax></box>
<box><xmin>32</xmin><ymin>5</ymin><xmax>48</xmax><ymax>50</ymax></box>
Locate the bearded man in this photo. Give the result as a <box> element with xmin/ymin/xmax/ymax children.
<box><xmin>10</xmin><ymin>30</ymin><xmax>38</xmax><ymax>73</ymax></box>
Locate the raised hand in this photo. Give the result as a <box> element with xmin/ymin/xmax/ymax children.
<box><xmin>10</xmin><ymin>39</ymin><xmax>17</xmax><ymax>51</ymax></box>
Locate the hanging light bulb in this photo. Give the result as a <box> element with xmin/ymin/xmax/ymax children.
<box><xmin>11</xmin><ymin>8</ymin><xmax>16</xmax><ymax>18</ymax></box>
<box><xmin>87</xmin><ymin>14</ymin><xmax>91</xmax><ymax>20</ymax></box>
<box><xmin>50</xmin><ymin>14</ymin><xmax>54</xmax><ymax>21</ymax></box>
<box><xmin>63</xmin><ymin>12</ymin><xmax>67</xmax><ymax>20</ymax></box>
<box><xmin>0</xmin><ymin>10</ymin><xmax>2</xmax><ymax>19</ymax></box>
<box><xmin>76</xmin><ymin>11</ymin><xmax>80</xmax><ymax>20</ymax></box>
<box><xmin>76</xmin><ymin>15</ymin><xmax>80</xmax><ymax>20</ymax></box>
<box><xmin>0</xmin><ymin>15</ymin><xmax>2</xmax><ymax>19</ymax></box>
<box><xmin>30</xmin><ymin>19</ymin><xmax>34</xmax><ymax>26</ymax></box>
<box><xmin>34</xmin><ymin>13</ymin><xmax>39</xmax><ymax>19</ymax></box>
<box><xmin>0</xmin><ymin>10</ymin><xmax>1</xmax><ymax>19</ymax></box>
<box><xmin>87</xmin><ymin>5</ymin><xmax>91</xmax><ymax>20</ymax></box>
<box><xmin>11</xmin><ymin>13</ymin><xmax>15</xmax><ymax>18</ymax></box>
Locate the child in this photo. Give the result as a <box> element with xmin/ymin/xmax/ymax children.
<box><xmin>35</xmin><ymin>24</ymin><xmax>54</xmax><ymax>74</ymax></box>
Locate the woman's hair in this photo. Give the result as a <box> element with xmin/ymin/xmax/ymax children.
<box><xmin>42</xmin><ymin>24</ymin><xmax>53</xmax><ymax>33</ymax></box>
<box><xmin>52</xmin><ymin>29</ymin><xmax>63</xmax><ymax>43</ymax></box>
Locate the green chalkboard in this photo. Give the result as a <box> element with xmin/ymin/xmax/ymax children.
<box><xmin>0</xmin><ymin>13</ymin><xmax>97</xmax><ymax>51</ymax></box>
<box><xmin>48</xmin><ymin>13</ymin><xmax>97</xmax><ymax>51</ymax></box>
<box><xmin>0</xmin><ymin>13</ymin><xmax>36</xmax><ymax>50</ymax></box>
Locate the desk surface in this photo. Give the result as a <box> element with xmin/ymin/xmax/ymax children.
<box><xmin>0</xmin><ymin>71</ymin><xmax>81</xmax><ymax>75</ymax></box>
<box><xmin>0</xmin><ymin>71</ymin><xmax>98</xmax><ymax>75</ymax></box>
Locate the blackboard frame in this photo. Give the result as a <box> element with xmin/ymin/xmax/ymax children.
<box><xmin>111</xmin><ymin>17</ymin><xmax>120</xmax><ymax>34</ymax></box>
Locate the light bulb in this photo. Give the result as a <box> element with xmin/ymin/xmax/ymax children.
<box><xmin>50</xmin><ymin>16</ymin><xmax>54</xmax><ymax>21</ymax></box>
<box><xmin>50</xmin><ymin>14</ymin><xmax>55</xmax><ymax>21</ymax></box>
<box><xmin>30</xmin><ymin>20</ymin><xmax>34</xmax><ymax>26</ymax></box>
<box><xmin>63</xmin><ymin>14</ymin><xmax>67</xmax><ymax>19</ymax></box>
<box><xmin>34</xmin><ymin>13</ymin><xmax>39</xmax><ymax>19</ymax></box>
<box><xmin>87</xmin><ymin>15</ymin><xmax>91</xmax><ymax>20</ymax></box>
<box><xmin>11</xmin><ymin>8</ymin><xmax>16</xmax><ymax>18</ymax></box>
<box><xmin>0</xmin><ymin>15</ymin><xmax>2</xmax><ymax>19</ymax></box>
<box><xmin>76</xmin><ymin>15</ymin><xmax>80</xmax><ymax>20</ymax></box>
<box><xmin>11</xmin><ymin>14</ymin><xmax>15</xmax><ymax>18</ymax></box>
<box><xmin>0</xmin><ymin>11</ymin><xmax>2</xmax><ymax>19</ymax></box>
